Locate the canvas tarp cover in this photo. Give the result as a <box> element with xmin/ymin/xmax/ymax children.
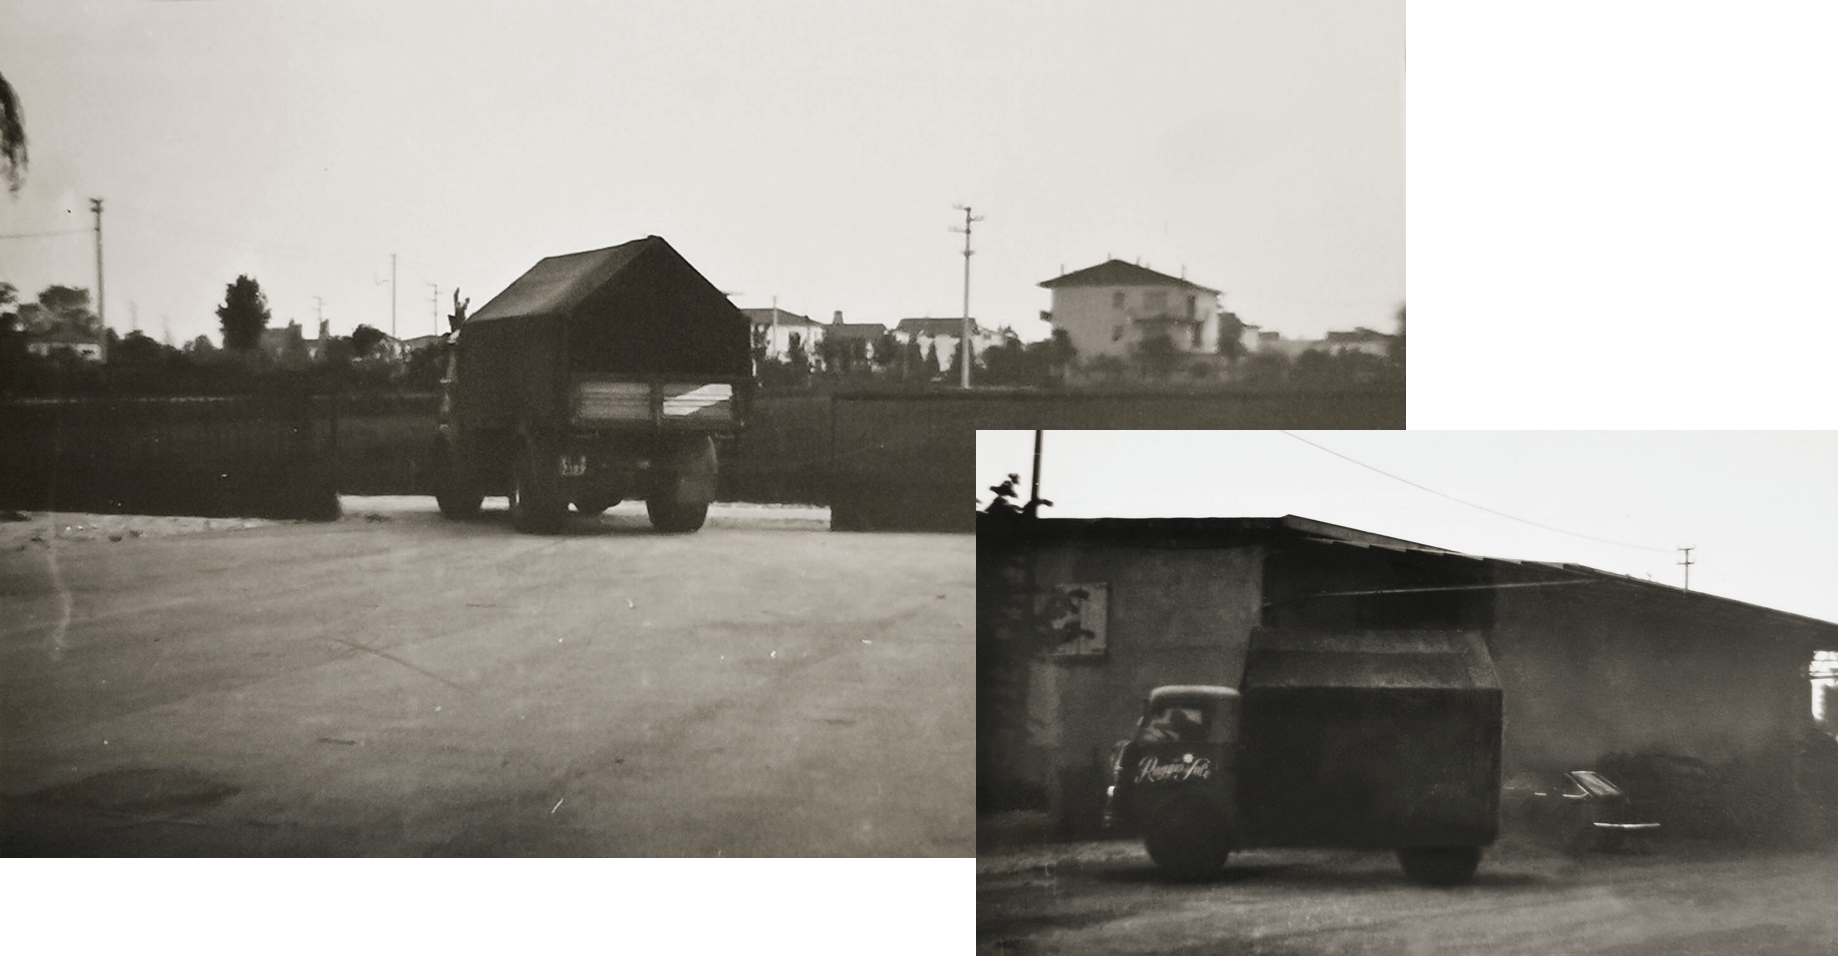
<box><xmin>455</xmin><ymin>236</ymin><xmax>750</xmax><ymax>426</ymax></box>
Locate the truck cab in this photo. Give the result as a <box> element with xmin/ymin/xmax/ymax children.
<box><xmin>1104</xmin><ymin>685</ymin><xmax>1240</xmax><ymax>876</ymax></box>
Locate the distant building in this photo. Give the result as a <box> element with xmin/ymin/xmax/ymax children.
<box><xmin>741</xmin><ymin>306</ymin><xmax>826</xmax><ymax>361</ymax></box>
<box><xmin>1038</xmin><ymin>259</ymin><xmax>1223</xmax><ymax>360</ymax></box>
<box><xmin>257</xmin><ymin>323</ymin><xmax>313</xmax><ymax>367</ymax></box>
<box><xmin>821</xmin><ymin>311</ymin><xmax>889</xmax><ymax>370</ymax></box>
<box><xmin>1310</xmin><ymin>327</ymin><xmax>1394</xmax><ymax>357</ymax></box>
<box><xmin>894</xmin><ymin>316</ymin><xmax>998</xmax><ymax>369</ymax></box>
<box><xmin>25</xmin><ymin>326</ymin><xmax>103</xmax><ymax>361</ymax></box>
<box><xmin>1255</xmin><ymin>330</ymin><xmax>1317</xmax><ymax>359</ymax></box>
<box><xmin>398</xmin><ymin>334</ymin><xmax>444</xmax><ymax>355</ymax></box>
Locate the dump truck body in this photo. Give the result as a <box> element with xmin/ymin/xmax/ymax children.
<box><xmin>1238</xmin><ymin>629</ymin><xmax>1502</xmax><ymax>850</ymax></box>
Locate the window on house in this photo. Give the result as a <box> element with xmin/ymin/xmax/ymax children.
<box><xmin>1044</xmin><ymin>582</ymin><xmax>1108</xmax><ymax>657</ymax></box>
<box><xmin>1186</xmin><ymin>295</ymin><xmax>1197</xmax><ymax>319</ymax></box>
<box><xmin>1191</xmin><ymin>322</ymin><xmax>1202</xmax><ymax>349</ymax></box>
<box><xmin>1112</xmin><ymin>291</ymin><xmax>1126</xmax><ymax>309</ymax></box>
<box><xmin>1112</xmin><ymin>325</ymin><xmax>1123</xmax><ymax>342</ymax></box>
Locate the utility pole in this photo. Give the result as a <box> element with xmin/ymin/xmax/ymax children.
<box><xmin>91</xmin><ymin>197</ymin><xmax>105</xmax><ymax>362</ymax></box>
<box><xmin>952</xmin><ymin>204</ymin><xmax>982</xmax><ymax>389</ymax></box>
<box><xmin>1030</xmin><ymin>429</ymin><xmax>1042</xmax><ymax>508</ymax></box>
<box><xmin>390</xmin><ymin>253</ymin><xmax>398</xmax><ymax>340</ymax></box>
<box><xmin>429</xmin><ymin>282</ymin><xmax>440</xmax><ymax>336</ymax></box>
<box><xmin>1678</xmin><ymin>546</ymin><xmax>1695</xmax><ymax>593</ymax></box>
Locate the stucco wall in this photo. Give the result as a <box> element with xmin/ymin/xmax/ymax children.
<box><xmin>1027</xmin><ymin>543</ymin><xmax>1263</xmax><ymax>827</ymax></box>
<box><xmin>1047</xmin><ymin>284</ymin><xmax>1219</xmax><ymax>360</ymax></box>
<box><xmin>1491</xmin><ymin>583</ymin><xmax>1815</xmax><ymax>776</ymax></box>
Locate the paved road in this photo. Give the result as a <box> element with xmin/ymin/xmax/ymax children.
<box><xmin>0</xmin><ymin>499</ymin><xmax>972</xmax><ymax>856</ymax></box>
<box><xmin>977</xmin><ymin>836</ymin><xmax>1838</xmax><ymax>955</ymax></box>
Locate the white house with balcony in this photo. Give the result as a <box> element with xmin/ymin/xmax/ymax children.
<box><xmin>1038</xmin><ymin>259</ymin><xmax>1222</xmax><ymax>360</ymax></box>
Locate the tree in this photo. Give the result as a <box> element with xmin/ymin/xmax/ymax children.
<box><xmin>402</xmin><ymin>342</ymin><xmax>445</xmax><ymax>390</ymax></box>
<box><xmin>1133</xmin><ymin>329</ymin><xmax>1180</xmax><ymax>379</ymax></box>
<box><xmin>1046</xmin><ymin>328</ymin><xmax>1076</xmax><ymax>384</ymax></box>
<box><xmin>785</xmin><ymin>332</ymin><xmax>809</xmax><ymax>378</ymax></box>
<box><xmin>28</xmin><ymin>286</ymin><xmax>100</xmax><ymax>342</ymax></box>
<box><xmin>873</xmin><ymin>331</ymin><xmax>900</xmax><ymax>370</ymax></box>
<box><xmin>979</xmin><ymin>328</ymin><xmax>1029</xmax><ymax>385</ymax></box>
<box><xmin>350</xmin><ymin>323</ymin><xmax>387</xmax><ymax>358</ymax></box>
<box><xmin>112</xmin><ymin>329</ymin><xmax>166</xmax><ymax>366</ymax></box>
<box><xmin>923</xmin><ymin>341</ymin><xmax>941</xmax><ymax>380</ymax></box>
<box><xmin>1216</xmin><ymin>310</ymin><xmax>1248</xmax><ymax>370</ymax></box>
<box><xmin>1389</xmin><ymin>304</ymin><xmax>1406</xmax><ymax>375</ymax></box>
<box><xmin>0</xmin><ymin>295</ymin><xmax>25</xmax><ymax>396</ymax></box>
<box><xmin>1239</xmin><ymin>349</ymin><xmax>1291</xmax><ymax>388</ymax></box>
<box><xmin>1</xmin><ymin>71</ymin><xmax>25</xmax><ymax>196</ymax></box>
<box><xmin>216</xmin><ymin>275</ymin><xmax>271</xmax><ymax>351</ymax></box>
<box><xmin>275</xmin><ymin>320</ymin><xmax>311</xmax><ymax>370</ymax></box>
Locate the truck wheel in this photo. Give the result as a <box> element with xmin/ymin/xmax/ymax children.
<box><xmin>573</xmin><ymin>497</ymin><xmax>618</xmax><ymax>517</ymax></box>
<box><xmin>510</xmin><ymin>442</ymin><xmax>567</xmax><ymax>534</ymax></box>
<box><xmin>1142</xmin><ymin>793</ymin><xmax>1231</xmax><ymax>879</ymax></box>
<box><xmin>1396</xmin><ymin>846</ymin><xmax>1482</xmax><ymax>886</ymax></box>
<box><xmin>433</xmin><ymin>441</ymin><xmax>483</xmax><ymax>519</ymax></box>
<box><xmin>646</xmin><ymin>498</ymin><xmax>709</xmax><ymax>534</ymax></box>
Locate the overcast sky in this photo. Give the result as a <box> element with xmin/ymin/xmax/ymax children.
<box><xmin>978</xmin><ymin>430</ymin><xmax>1838</xmax><ymax>626</ymax></box>
<box><xmin>0</xmin><ymin>0</ymin><xmax>1401</xmax><ymax>350</ymax></box>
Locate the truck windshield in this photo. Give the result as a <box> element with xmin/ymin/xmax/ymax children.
<box><xmin>1137</xmin><ymin>704</ymin><xmax>1208</xmax><ymax>744</ymax></box>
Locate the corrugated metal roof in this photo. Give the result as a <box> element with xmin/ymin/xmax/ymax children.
<box><xmin>468</xmin><ymin>237</ymin><xmax>658</xmax><ymax>323</ymax></box>
<box><xmin>1292</xmin><ymin>534</ymin><xmax>1838</xmax><ymax>633</ymax></box>
<box><xmin>998</xmin><ymin>513</ymin><xmax>1838</xmax><ymax>634</ymax></box>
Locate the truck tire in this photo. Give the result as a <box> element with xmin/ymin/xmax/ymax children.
<box><xmin>510</xmin><ymin>441</ymin><xmax>567</xmax><ymax>534</ymax></box>
<box><xmin>1396</xmin><ymin>846</ymin><xmax>1482</xmax><ymax>886</ymax></box>
<box><xmin>1142</xmin><ymin>793</ymin><xmax>1231</xmax><ymax>879</ymax></box>
<box><xmin>646</xmin><ymin>498</ymin><xmax>709</xmax><ymax>533</ymax></box>
<box><xmin>645</xmin><ymin>436</ymin><xmax>716</xmax><ymax>533</ymax></box>
<box><xmin>433</xmin><ymin>440</ymin><xmax>483</xmax><ymax>519</ymax></box>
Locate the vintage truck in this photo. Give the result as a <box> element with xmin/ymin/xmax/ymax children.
<box><xmin>1104</xmin><ymin>629</ymin><xmax>1504</xmax><ymax>885</ymax></box>
<box><xmin>432</xmin><ymin>236</ymin><xmax>752</xmax><ymax>534</ymax></box>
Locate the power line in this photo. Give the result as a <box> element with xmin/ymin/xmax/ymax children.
<box><xmin>0</xmin><ymin>228</ymin><xmax>89</xmax><ymax>240</ymax></box>
<box><xmin>1278</xmin><ymin>431</ymin><xmax>1676</xmax><ymax>553</ymax></box>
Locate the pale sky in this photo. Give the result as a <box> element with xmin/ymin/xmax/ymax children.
<box><xmin>978</xmin><ymin>430</ymin><xmax>1838</xmax><ymax>626</ymax></box>
<box><xmin>0</xmin><ymin>0</ymin><xmax>1401</xmax><ymax>350</ymax></box>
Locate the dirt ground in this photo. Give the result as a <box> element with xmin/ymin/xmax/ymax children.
<box><xmin>977</xmin><ymin>835</ymin><xmax>1838</xmax><ymax>955</ymax></box>
<box><xmin>0</xmin><ymin>496</ymin><xmax>967</xmax><ymax>857</ymax></box>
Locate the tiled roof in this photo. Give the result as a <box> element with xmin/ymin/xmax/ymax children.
<box><xmin>824</xmin><ymin>323</ymin><xmax>887</xmax><ymax>339</ymax></box>
<box><xmin>895</xmin><ymin>317</ymin><xmax>978</xmax><ymax>337</ymax></box>
<box><xmin>742</xmin><ymin>308</ymin><xmax>822</xmax><ymax>327</ymax></box>
<box><xmin>1038</xmin><ymin>259</ymin><xmax>1220</xmax><ymax>294</ymax></box>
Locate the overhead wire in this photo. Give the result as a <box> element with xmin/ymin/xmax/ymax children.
<box><xmin>1278</xmin><ymin>431</ymin><xmax>1677</xmax><ymax>554</ymax></box>
<box><xmin>0</xmin><ymin>228</ymin><xmax>91</xmax><ymax>240</ymax></box>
